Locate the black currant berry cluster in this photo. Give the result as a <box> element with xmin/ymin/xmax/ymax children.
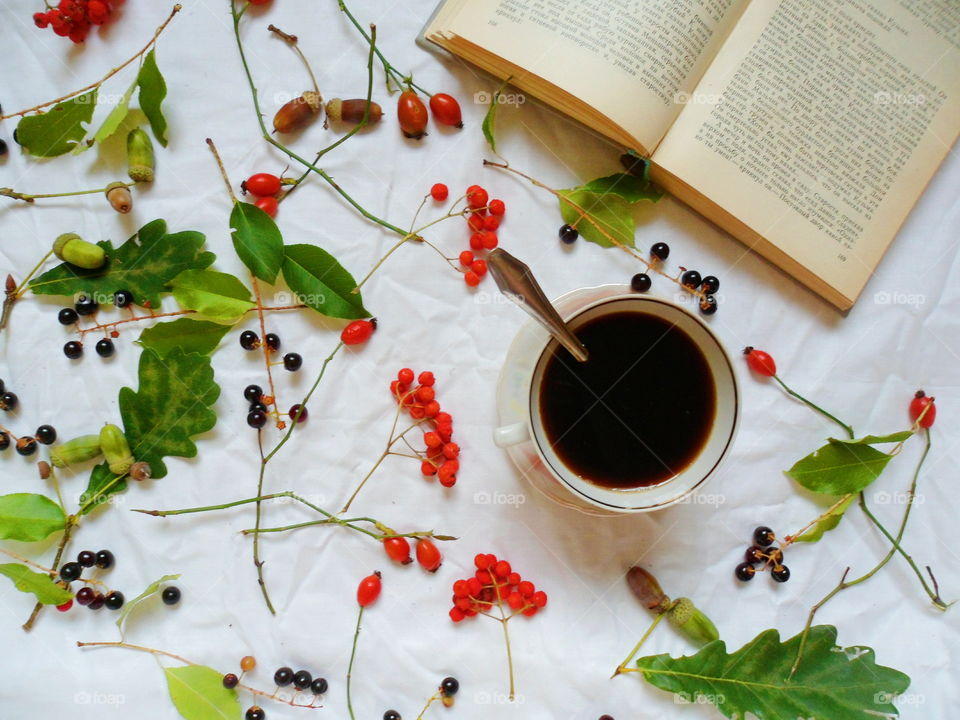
<box><xmin>735</xmin><ymin>526</ymin><xmax>790</xmax><ymax>583</ymax></box>
<box><xmin>57</xmin><ymin>290</ymin><xmax>135</xmax><ymax>359</ymax></box>
<box><xmin>58</xmin><ymin>549</ymin><xmax>182</xmax><ymax>612</ymax></box>
<box><xmin>0</xmin><ymin>379</ymin><xmax>58</xmax><ymax>457</ymax></box>
<box><xmin>239</xmin><ymin>330</ymin><xmax>302</xmax><ymax>373</ymax></box>
<box><xmin>629</xmin><ymin>243</ymin><xmax>720</xmax><ymax>316</ymax></box>
<box><xmin>242</xmin><ymin>384</ymin><xmax>308</xmax><ymax>431</ymax></box>
<box><xmin>224</xmin><ymin>655</ymin><xmax>328</xmax><ymax>718</ymax></box>
<box><xmin>383</xmin><ymin>676</ymin><xmax>459</xmax><ymax>719</ymax></box>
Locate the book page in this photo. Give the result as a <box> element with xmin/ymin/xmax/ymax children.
<box><xmin>428</xmin><ymin>0</ymin><xmax>748</xmax><ymax>152</ymax></box>
<box><xmin>654</xmin><ymin>0</ymin><xmax>960</xmax><ymax>303</ymax></box>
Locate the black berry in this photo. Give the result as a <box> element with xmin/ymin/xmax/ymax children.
<box><xmin>0</xmin><ymin>138</ymin><xmax>7</xmax><ymax>156</ymax></box>
<box><xmin>60</xmin><ymin>562</ymin><xmax>82</xmax><ymax>582</ymax></box>
<box><xmin>16</xmin><ymin>437</ymin><xmax>37</xmax><ymax>456</ymax></box>
<box><xmin>630</xmin><ymin>273</ymin><xmax>652</xmax><ymax>293</ymax></box>
<box><xmin>282</xmin><ymin>353</ymin><xmax>302</xmax><ymax>372</ymax></box>
<box><xmin>699</xmin><ymin>295</ymin><xmax>718</xmax><ymax>315</ymax></box>
<box><xmin>744</xmin><ymin>546</ymin><xmax>765</xmax><ymax>565</ymax></box>
<box><xmin>77</xmin><ymin>550</ymin><xmax>96</xmax><ymax>567</ymax></box>
<box><xmin>75</xmin><ymin>295</ymin><xmax>98</xmax><ymax>316</ymax></box>
<box><xmin>1</xmin><ymin>391</ymin><xmax>18</xmax><ymax>411</ymax></box>
<box><xmin>223</xmin><ymin>673</ymin><xmax>239</xmax><ymax>689</ymax></box>
<box><xmin>289</xmin><ymin>404</ymin><xmax>307</xmax><ymax>424</ymax></box>
<box><xmin>680</xmin><ymin>270</ymin><xmax>702</xmax><ymax>289</ymax></box>
<box><xmin>239</xmin><ymin>331</ymin><xmax>260</xmax><ymax>351</ymax></box>
<box><xmin>383</xmin><ymin>712</ymin><xmax>401</xmax><ymax>720</ymax></box>
<box><xmin>771</xmin><ymin>565</ymin><xmax>791</xmax><ymax>583</ymax></box>
<box><xmin>265</xmin><ymin>333</ymin><xmax>281</xmax><ymax>351</ymax></box>
<box><xmin>0</xmin><ymin>432</ymin><xmax>9</xmax><ymax>451</ymax></box>
<box><xmin>765</xmin><ymin>547</ymin><xmax>784</xmax><ymax>564</ymax></box>
<box><xmin>95</xmin><ymin>338</ymin><xmax>115</xmax><ymax>358</ymax></box>
<box><xmin>245</xmin><ymin>707</ymin><xmax>265</xmax><ymax>720</ymax></box>
<box><xmin>75</xmin><ymin>587</ymin><xmax>95</xmax><ymax>605</ymax></box>
<box><xmin>247</xmin><ymin>410</ymin><xmax>267</xmax><ymax>429</ymax></box>
<box><xmin>558</xmin><ymin>224</ymin><xmax>578</xmax><ymax>244</ymax></box>
<box><xmin>310</xmin><ymin>677</ymin><xmax>328</xmax><ymax>695</ymax></box>
<box><xmin>650</xmin><ymin>242</ymin><xmax>670</xmax><ymax>261</ymax></box>
<box><xmin>58</xmin><ymin>308</ymin><xmax>79</xmax><ymax>325</ymax></box>
<box><xmin>273</xmin><ymin>667</ymin><xmax>294</xmax><ymax>686</ymax></box>
<box><xmin>700</xmin><ymin>276</ymin><xmax>720</xmax><ymax>294</ymax></box>
<box><xmin>441</xmin><ymin>676</ymin><xmax>459</xmax><ymax>696</ymax></box>
<box><xmin>161</xmin><ymin>586</ymin><xmax>181</xmax><ymax>605</ymax></box>
<box><xmin>734</xmin><ymin>563</ymin><xmax>756</xmax><ymax>582</ymax></box>
<box><xmin>243</xmin><ymin>384</ymin><xmax>263</xmax><ymax>403</ymax></box>
<box><xmin>599</xmin><ymin>716</ymin><xmax>616</xmax><ymax>720</ymax></box>
<box><xmin>104</xmin><ymin>591</ymin><xmax>125</xmax><ymax>610</ymax></box>
<box><xmin>64</xmin><ymin>341</ymin><xmax>84</xmax><ymax>359</ymax></box>
<box><xmin>753</xmin><ymin>526</ymin><xmax>775</xmax><ymax>547</ymax></box>
<box><xmin>95</xmin><ymin>549</ymin><xmax>115</xmax><ymax>569</ymax></box>
<box><xmin>88</xmin><ymin>593</ymin><xmax>106</xmax><ymax>610</ymax></box>
<box><xmin>113</xmin><ymin>290</ymin><xmax>134</xmax><ymax>308</ymax></box>
<box><xmin>35</xmin><ymin>425</ymin><xmax>57</xmax><ymax>444</ymax></box>
<box><xmin>249</xmin><ymin>402</ymin><xmax>268</xmax><ymax>414</ymax></box>
<box><xmin>292</xmin><ymin>670</ymin><xmax>312</xmax><ymax>690</ymax></box>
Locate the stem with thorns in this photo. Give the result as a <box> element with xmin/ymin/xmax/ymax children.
<box><xmin>346</xmin><ymin>605</ymin><xmax>364</xmax><ymax>720</ymax></box>
<box><xmin>770</xmin><ymin>374</ymin><xmax>855</xmax><ymax>439</ymax></box>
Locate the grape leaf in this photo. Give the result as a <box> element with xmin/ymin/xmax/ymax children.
<box><xmin>557</xmin><ymin>187</ymin><xmax>636</xmax><ymax>248</ymax></box>
<box><xmin>116</xmin><ymin>573</ymin><xmax>181</xmax><ymax>634</ymax></box>
<box><xmin>137</xmin><ymin>49</ymin><xmax>168</xmax><ymax>146</ymax></box>
<box><xmin>78</xmin><ymin>463</ymin><xmax>126</xmax><ymax>517</ymax></box>
<box><xmin>482</xmin><ymin>78</ymin><xmax>510</xmax><ymax>153</ymax></box>
<box><xmin>786</xmin><ymin>439</ymin><xmax>894</xmax><ymax>495</ymax></box>
<box><xmin>169</xmin><ymin>270</ymin><xmax>254</xmax><ymax>324</ymax></box>
<box><xmin>90</xmin><ymin>77</ymin><xmax>138</xmax><ymax>146</ymax></box>
<box><xmin>164</xmin><ymin>666</ymin><xmax>241</xmax><ymax>720</ymax></box>
<box><xmin>281</xmin><ymin>244</ymin><xmax>369</xmax><ymax>319</ymax></box>
<box><xmin>15</xmin><ymin>90</ymin><xmax>98</xmax><ymax>157</ymax></box>
<box><xmin>119</xmin><ymin>348</ymin><xmax>219</xmax><ymax>479</ymax></box>
<box><xmin>0</xmin><ymin>564</ymin><xmax>73</xmax><ymax>605</ymax></box>
<box><xmin>793</xmin><ymin>494</ymin><xmax>856</xmax><ymax>543</ymax></box>
<box><xmin>229</xmin><ymin>203</ymin><xmax>284</xmax><ymax>284</ymax></box>
<box><xmin>29</xmin><ymin>219</ymin><xmax>214</xmax><ymax>309</ymax></box>
<box><xmin>0</xmin><ymin>493</ymin><xmax>66</xmax><ymax>542</ymax></box>
<box><xmin>637</xmin><ymin>625</ymin><xmax>910</xmax><ymax>719</ymax></box>
<box><xmin>138</xmin><ymin>319</ymin><xmax>230</xmax><ymax>357</ymax></box>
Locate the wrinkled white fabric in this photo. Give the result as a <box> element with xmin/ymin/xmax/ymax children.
<box><xmin>0</xmin><ymin>2</ymin><xmax>957</xmax><ymax>719</ymax></box>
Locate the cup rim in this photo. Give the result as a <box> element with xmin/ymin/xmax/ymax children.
<box><xmin>524</xmin><ymin>293</ymin><xmax>739</xmax><ymax>512</ymax></box>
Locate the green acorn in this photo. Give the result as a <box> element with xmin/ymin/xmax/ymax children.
<box><xmin>126</xmin><ymin>128</ymin><xmax>155</xmax><ymax>183</ymax></box>
<box><xmin>50</xmin><ymin>434</ymin><xmax>103</xmax><ymax>468</ymax></box>
<box><xmin>667</xmin><ymin>597</ymin><xmax>719</xmax><ymax>646</ymax></box>
<box><xmin>52</xmin><ymin>233</ymin><xmax>106</xmax><ymax>270</ymax></box>
<box><xmin>99</xmin><ymin>424</ymin><xmax>134</xmax><ymax>476</ymax></box>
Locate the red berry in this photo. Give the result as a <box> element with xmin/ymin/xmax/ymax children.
<box><xmin>475</xmin><ymin>569</ymin><xmax>492</xmax><ymax>584</ymax></box>
<box><xmin>249</xmin><ymin>0</ymin><xmax>272</xmax><ymax>4</ymax></box>
<box><xmin>428</xmin><ymin>93</ymin><xmax>463</xmax><ymax>128</ymax></box>
<box><xmin>421</xmin><ymin>460</ymin><xmax>438</xmax><ymax>476</ymax></box>
<box><xmin>467</xmin><ymin>213</ymin><xmax>485</xmax><ymax>232</ymax></box>
<box><xmin>481</xmin><ymin>231</ymin><xmax>498</xmax><ymax>250</ymax></box>
<box><xmin>436</xmin><ymin>412</ymin><xmax>452</xmax><ymax>424</ymax></box>
<box><xmin>438</xmin><ymin>472</ymin><xmax>457</xmax><ymax>488</ymax></box>
<box><xmin>459</xmin><ymin>250</ymin><xmax>474</xmax><ymax>267</ymax></box>
<box><xmin>33</xmin><ymin>12</ymin><xmax>50</xmax><ymax>27</ymax></box>
<box><xmin>409</xmin><ymin>406</ymin><xmax>426</xmax><ymax>419</ymax></box>
<box><xmin>87</xmin><ymin>1</ymin><xmax>110</xmax><ymax>24</ymax></box>
<box><xmin>423</xmin><ymin>401</ymin><xmax>441</xmax><ymax>418</ymax></box>
<box><xmin>483</xmin><ymin>215</ymin><xmax>501</xmax><ymax>231</ymax></box>
<box><xmin>398</xmin><ymin>368</ymin><xmax>414</xmax><ymax>385</ymax></box>
<box><xmin>507</xmin><ymin>592</ymin><xmax>524</xmax><ymax>609</ymax></box>
<box><xmin>69</xmin><ymin>25</ymin><xmax>89</xmax><ymax>44</ymax></box>
<box><xmin>522</xmin><ymin>606</ymin><xmax>538</xmax><ymax>616</ymax></box>
<box><xmin>341</xmin><ymin>319</ymin><xmax>376</xmax><ymax>345</ymax></box>
<box><xmin>469</xmin><ymin>233</ymin><xmax>485</xmax><ymax>250</ymax></box>
<box><xmin>743</xmin><ymin>347</ymin><xmax>776</xmax><ymax>376</ymax></box>
<box><xmin>418</xmin><ymin>371</ymin><xmax>435</xmax><ymax>386</ymax></box>
<box><xmin>416</xmin><ymin>538</ymin><xmax>442</xmax><ymax>572</ymax></box>
<box><xmin>397</xmin><ymin>90</ymin><xmax>429</xmax><ymax>139</ymax></box>
<box><xmin>532</xmin><ymin>590</ymin><xmax>548</xmax><ymax>607</ymax></box>
<box><xmin>449</xmin><ymin>607</ymin><xmax>465</xmax><ymax>622</ymax></box>
<box><xmin>488</xmin><ymin>199</ymin><xmax>506</xmax><ymax>216</ymax></box>
<box><xmin>474</xmin><ymin>554</ymin><xmax>490</xmax><ymax>569</ymax></box>
<box><xmin>430</xmin><ymin>183</ymin><xmax>449</xmax><ymax>201</ymax></box>
<box><xmin>244</xmin><ymin>173</ymin><xmax>282</xmax><ymax>197</ymax></box>
<box><xmin>466</xmin><ymin>186</ymin><xmax>489</xmax><ymax>210</ymax></box>
<box><xmin>56</xmin><ymin>599</ymin><xmax>73</xmax><ymax>612</ymax></box>
<box><xmin>453</xmin><ymin>580</ymin><xmax>469</xmax><ymax>596</ymax></box>
<box><xmin>464</xmin><ymin>271</ymin><xmax>481</xmax><ymax>287</ymax></box>
<box><xmin>518</xmin><ymin>580</ymin><xmax>534</xmax><ymax>596</ymax></box>
<box><xmin>424</xmin><ymin>431</ymin><xmax>442</xmax><ymax>449</ymax></box>
<box><xmin>442</xmin><ymin>442</ymin><xmax>460</xmax><ymax>459</ymax></box>
<box><xmin>414</xmin><ymin>386</ymin><xmax>435</xmax><ymax>403</ymax></box>
<box><xmin>356</xmin><ymin>571</ymin><xmax>382</xmax><ymax>606</ymax></box>
<box><xmin>909</xmin><ymin>391</ymin><xmax>936</xmax><ymax>428</ymax></box>
<box><xmin>494</xmin><ymin>560</ymin><xmax>511</xmax><ymax>578</ymax></box>
<box><xmin>383</xmin><ymin>537</ymin><xmax>412</xmax><ymax>565</ymax></box>
<box><xmin>470</xmin><ymin>259</ymin><xmax>488</xmax><ymax>277</ymax></box>
<box><xmin>254</xmin><ymin>196</ymin><xmax>279</xmax><ymax>218</ymax></box>
<box><xmin>507</xmin><ymin>572</ymin><xmax>521</xmax><ymax>585</ymax></box>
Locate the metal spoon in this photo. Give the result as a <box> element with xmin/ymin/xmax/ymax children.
<box><xmin>486</xmin><ymin>248</ymin><xmax>589</xmax><ymax>362</ymax></box>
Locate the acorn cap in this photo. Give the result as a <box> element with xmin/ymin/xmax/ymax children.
<box><xmin>53</xmin><ymin>233</ymin><xmax>82</xmax><ymax>260</ymax></box>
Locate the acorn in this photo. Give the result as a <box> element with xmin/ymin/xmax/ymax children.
<box><xmin>626</xmin><ymin>566</ymin><xmax>670</xmax><ymax>613</ymax></box>
<box><xmin>99</xmin><ymin>424</ymin><xmax>134</xmax><ymax>476</ymax></box>
<box><xmin>129</xmin><ymin>461</ymin><xmax>152</xmax><ymax>482</ymax></box>
<box><xmin>105</xmin><ymin>182</ymin><xmax>133</xmax><ymax>214</ymax></box>
<box><xmin>50</xmin><ymin>434</ymin><xmax>103</xmax><ymax>468</ymax></box>
<box><xmin>126</xmin><ymin>128</ymin><xmax>155</xmax><ymax>183</ymax></box>
<box><xmin>53</xmin><ymin>233</ymin><xmax>106</xmax><ymax>270</ymax></box>
<box><xmin>324</xmin><ymin>98</ymin><xmax>382</xmax><ymax>127</ymax></box>
<box><xmin>273</xmin><ymin>91</ymin><xmax>322</xmax><ymax>133</ymax></box>
<box><xmin>37</xmin><ymin>461</ymin><xmax>51</xmax><ymax>480</ymax></box>
<box><xmin>667</xmin><ymin>597</ymin><xmax>719</xmax><ymax>646</ymax></box>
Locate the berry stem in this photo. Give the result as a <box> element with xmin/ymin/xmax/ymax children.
<box><xmin>770</xmin><ymin>375</ymin><xmax>855</xmax><ymax>438</ymax></box>
<box><xmin>251</xmin><ymin>277</ymin><xmax>281</xmax><ymax>426</ymax></box>
<box><xmin>267</xmin><ymin>24</ymin><xmax>320</xmax><ymax>97</ymax></box>
<box><xmin>206</xmin><ymin>138</ymin><xmax>239</xmax><ymax>204</ymax></box>
<box><xmin>346</xmin><ymin>605</ymin><xmax>364</xmax><ymax>720</ymax></box>
<box><xmin>0</xmin><ymin>547</ymin><xmax>58</xmax><ymax>575</ymax></box>
<box><xmin>415</xmin><ymin>691</ymin><xmax>443</xmax><ymax>720</ymax></box>
<box><xmin>493</xmin><ymin>582</ymin><xmax>517</xmax><ymax>701</ymax></box>
<box><xmin>781</xmin><ymin>493</ymin><xmax>856</xmax><ymax>550</ymax></box>
<box><xmin>22</xmin><ymin>516</ymin><xmax>75</xmax><ymax>631</ymax></box>
<box><xmin>0</xmin><ymin>5</ymin><xmax>183</xmax><ymax>121</ymax></box>
<box><xmin>0</xmin><ymin>182</ymin><xmax>137</xmax><ymax>204</ymax></box>
<box><xmin>612</xmin><ymin>611</ymin><xmax>667</xmax><ymax>677</ymax></box>
<box><xmin>1</xmin><ymin>252</ymin><xmax>54</xmax><ymax>331</ymax></box>
<box><xmin>252</xmin><ymin>432</ymin><xmax>275</xmax><ymax>615</ymax></box>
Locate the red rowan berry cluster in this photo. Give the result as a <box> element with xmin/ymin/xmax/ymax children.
<box><xmin>449</xmin><ymin>553</ymin><xmax>547</xmax><ymax>622</ymax></box>
<box><xmin>33</xmin><ymin>0</ymin><xmax>116</xmax><ymax>43</ymax></box>
<box><xmin>430</xmin><ymin>183</ymin><xmax>506</xmax><ymax>288</ymax></box>
<box><xmin>390</xmin><ymin>368</ymin><xmax>460</xmax><ymax>487</ymax></box>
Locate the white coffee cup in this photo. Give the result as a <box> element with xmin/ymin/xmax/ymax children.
<box><xmin>494</xmin><ymin>285</ymin><xmax>739</xmax><ymax>515</ymax></box>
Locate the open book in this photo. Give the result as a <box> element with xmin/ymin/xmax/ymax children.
<box><xmin>424</xmin><ymin>0</ymin><xmax>960</xmax><ymax>310</ymax></box>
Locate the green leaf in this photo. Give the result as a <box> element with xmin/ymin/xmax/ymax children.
<box><xmin>786</xmin><ymin>439</ymin><xmax>894</xmax><ymax>495</ymax></box>
<box><xmin>557</xmin><ymin>187</ymin><xmax>636</xmax><ymax>248</ymax></box>
<box><xmin>137</xmin><ymin>49</ymin><xmax>168</xmax><ymax>146</ymax></box>
<box><xmin>138</xmin><ymin>319</ymin><xmax>230</xmax><ymax>357</ymax></box>
<box><xmin>78</xmin><ymin>463</ymin><xmax>126</xmax><ymax>517</ymax></box>
<box><xmin>578</xmin><ymin>173</ymin><xmax>663</xmax><ymax>203</ymax></box>
<box><xmin>0</xmin><ymin>564</ymin><xmax>73</xmax><ymax>605</ymax></box>
<box><xmin>29</xmin><ymin>219</ymin><xmax>214</xmax><ymax>309</ymax></box>
<box><xmin>794</xmin><ymin>494</ymin><xmax>856</xmax><ymax>543</ymax></box>
<box><xmin>91</xmin><ymin>77</ymin><xmax>138</xmax><ymax>146</ymax></box>
<box><xmin>229</xmin><ymin>203</ymin><xmax>284</xmax><ymax>284</ymax></box>
<box><xmin>851</xmin><ymin>431</ymin><xmax>913</xmax><ymax>445</ymax></box>
<box><xmin>281</xmin><ymin>244</ymin><xmax>369</xmax><ymax>319</ymax></box>
<box><xmin>116</xmin><ymin>574</ymin><xmax>181</xmax><ymax>634</ymax></box>
<box><xmin>637</xmin><ymin>625</ymin><xmax>910</xmax><ymax>719</ymax></box>
<box><xmin>0</xmin><ymin>493</ymin><xmax>66</xmax><ymax>542</ymax></box>
<box><xmin>169</xmin><ymin>270</ymin><xmax>254</xmax><ymax>324</ymax></box>
<box><xmin>15</xmin><ymin>90</ymin><xmax>98</xmax><ymax>157</ymax></box>
<box><xmin>120</xmin><ymin>348</ymin><xmax>220</xmax><ymax>479</ymax></box>
<box><xmin>481</xmin><ymin>79</ymin><xmax>510</xmax><ymax>153</ymax></box>
<box><xmin>164</xmin><ymin>666</ymin><xmax>242</xmax><ymax>720</ymax></box>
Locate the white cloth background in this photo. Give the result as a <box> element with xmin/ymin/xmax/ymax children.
<box><xmin>1</xmin><ymin>2</ymin><xmax>958</xmax><ymax>719</ymax></box>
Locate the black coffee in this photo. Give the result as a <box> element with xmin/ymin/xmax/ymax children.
<box><xmin>538</xmin><ymin>310</ymin><xmax>715</xmax><ymax>489</ymax></box>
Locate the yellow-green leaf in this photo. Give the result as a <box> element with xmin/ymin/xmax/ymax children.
<box><xmin>116</xmin><ymin>574</ymin><xmax>181</xmax><ymax>634</ymax></box>
<box><xmin>794</xmin><ymin>494</ymin><xmax>856</xmax><ymax>543</ymax></box>
<box><xmin>164</xmin><ymin>666</ymin><xmax>241</xmax><ymax>720</ymax></box>
<box><xmin>557</xmin><ymin>187</ymin><xmax>636</xmax><ymax>248</ymax></box>
<box><xmin>137</xmin><ymin>49</ymin><xmax>168</xmax><ymax>146</ymax></box>
<box><xmin>0</xmin><ymin>493</ymin><xmax>66</xmax><ymax>542</ymax></box>
<box><xmin>169</xmin><ymin>270</ymin><xmax>254</xmax><ymax>324</ymax></box>
<box><xmin>16</xmin><ymin>90</ymin><xmax>98</xmax><ymax>157</ymax></box>
<box><xmin>281</xmin><ymin>244</ymin><xmax>369</xmax><ymax>319</ymax></box>
<box><xmin>138</xmin><ymin>319</ymin><xmax>230</xmax><ymax>357</ymax></box>
<box><xmin>786</xmin><ymin>439</ymin><xmax>894</xmax><ymax>495</ymax></box>
<box><xmin>90</xmin><ymin>77</ymin><xmax>138</xmax><ymax>146</ymax></box>
<box><xmin>0</xmin><ymin>564</ymin><xmax>73</xmax><ymax>605</ymax></box>
<box><xmin>229</xmin><ymin>203</ymin><xmax>284</xmax><ymax>284</ymax></box>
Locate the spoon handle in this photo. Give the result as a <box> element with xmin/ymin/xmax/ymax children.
<box><xmin>486</xmin><ymin>248</ymin><xmax>589</xmax><ymax>362</ymax></box>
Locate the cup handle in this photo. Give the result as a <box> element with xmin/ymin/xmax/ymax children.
<box><xmin>493</xmin><ymin>422</ymin><xmax>529</xmax><ymax>448</ymax></box>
